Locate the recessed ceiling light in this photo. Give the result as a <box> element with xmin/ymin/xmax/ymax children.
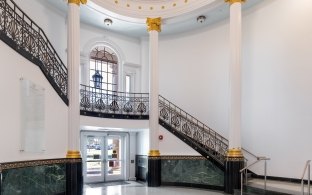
<box><xmin>197</xmin><ymin>15</ymin><xmax>206</xmax><ymax>23</ymax></box>
<box><xmin>104</xmin><ymin>18</ymin><xmax>113</xmax><ymax>26</ymax></box>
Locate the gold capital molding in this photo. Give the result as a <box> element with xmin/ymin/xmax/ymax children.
<box><xmin>66</xmin><ymin>150</ymin><xmax>82</xmax><ymax>158</ymax></box>
<box><xmin>226</xmin><ymin>148</ymin><xmax>244</xmax><ymax>158</ymax></box>
<box><xmin>225</xmin><ymin>0</ymin><xmax>246</xmax><ymax>5</ymax></box>
<box><xmin>146</xmin><ymin>17</ymin><xmax>162</xmax><ymax>32</ymax></box>
<box><xmin>148</xmin><ymin>150</ymin><xmax>161</xmax><ymax>157</ymax></box>
<box><xmin>68</xmin><ymin>0</ymin><xmax>87</xmax><ymax>6</ymax></box>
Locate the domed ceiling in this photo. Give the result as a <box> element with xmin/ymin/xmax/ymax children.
<box><xmin>45</xmin><ymin>0</ymin><xmax>263</xmax><ymax>37</ymax></box>
<box><xmin>89</xmin><ymin>0</ymin><xmax>219</xmax><ymax>22</ymax></box>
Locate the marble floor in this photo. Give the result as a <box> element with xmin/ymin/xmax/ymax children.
<box><xmin>84</xmin><ymin>179</ymin><xmax>312</xmax><ymax>195</ymax></box>
<box><xmin>83</xmin><ymin>181</ymin><xmax>224</xmax><ymax>195</ymax></box>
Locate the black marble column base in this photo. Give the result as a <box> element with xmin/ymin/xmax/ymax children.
<box><xmin>66</xmin><ymin>159</ymin><xmax>83</xmax><ymax>195</ymax></box>
<box><xmin>147</xmin><ymin>156</ymin><xmax>161</xmax><ymax>187</ymax></box>
<box><xmin>224</xmin><ymin>158</ymin><xmax>244</xmax><ymax>194</ymax></box>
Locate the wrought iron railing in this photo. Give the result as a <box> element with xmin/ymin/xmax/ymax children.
<box><xmin>0</xmin><ymin>0</ymin><xmax>68</xmax><ymax>104</ymax></box>
<box><xmin>80</xmin><ymin>84</ymin><xmax>149</xmax><ymax>119</ymax></box>
<box><xmin>159</xmin><ymin>95</ymin><xmax>228</xmax><ymax>165</ymax></box>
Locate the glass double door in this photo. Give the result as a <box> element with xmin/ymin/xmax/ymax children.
<box><xmin>82</xmin><ymin>132</ymin><xmax>124</xmax><ymax>183</ymax></box>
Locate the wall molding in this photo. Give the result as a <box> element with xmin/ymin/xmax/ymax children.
<box><xmin>0</xmin><ymin>158</ymin><xmax>82</xmax><ymax>172</ymax></box>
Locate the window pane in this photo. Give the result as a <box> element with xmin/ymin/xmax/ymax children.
<box><xmin>126</xmin><ymin>75</ymin><xmax>130</xmax><ymax>93</ymax></box>
<box><xmin>89</xmin><ymin>46</ymin><xmax>118</xmax><ymax>91</ymax></box>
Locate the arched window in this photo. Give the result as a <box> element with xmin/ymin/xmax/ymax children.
<box><xmin>89</xmin><ymin>46</ymin><xmax>118</xmax><ymax>91</ymax></box>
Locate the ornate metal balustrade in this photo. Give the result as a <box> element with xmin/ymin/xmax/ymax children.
<box><xmin>159</xmin><ymin>95</ymin><xmax>228</xmax><ymax>166</ymax></box>
<box><xmin>80</xmin><ymin>84</ymin><xmax>149</xmax><ymax>119</ymax></box>
<box><xmin>0</xmin><ymin>0</ymin><xmax>68</xmax><ymax>104</ymax></box>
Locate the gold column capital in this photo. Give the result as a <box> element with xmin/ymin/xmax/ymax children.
<box><xmin>225</xmin><ymin>0</ymin><xmax>246</xmax><ymax>5</ymax></box>
<box><xmin>66</xmin><ymin>150</ymin><xmax>82</xmax><ymax>158</ymax></box>
<box><xmin>148</xmin><ymin>150</ymin><xmax>160</xmax><ymax>157</ymax></box>
<box><xmin>146</xmin><ymin>17</ymin><xmax>162</xmax><ymax>32</ymax></box>
<box><xmin>68</xmin><ymin>0</ymin><xmax>87</xmax><ymax>6</ymax></box>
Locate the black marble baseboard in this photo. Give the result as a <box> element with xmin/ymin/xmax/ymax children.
<box><xmin>251</xmin><ymin>173</ymin><xmax>305</xmax><ymax>184</ymax></box>
<box><xmin>81</xmin><ymin>110</ymin><xmax>149</xmax><ymax>120</ymax></box>
<box><xmin>162</xmin><ymin>182</ymin><xmax>224</xmax><ymax>191</ymax></box>
<box><xmin>234</xmin><ymin>186</ymin><xmax>293</xmax><ymax>195</ymax></box>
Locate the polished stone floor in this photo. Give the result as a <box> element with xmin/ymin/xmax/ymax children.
<box><xmin>84</xmin><ymin>179</ymin><xmax>312</xmax><ymax>195</ymax></box>
<box><xmin>83</xmin><ymin>181</ymin><xmax>224</xmax><ymax>195</ymax></box>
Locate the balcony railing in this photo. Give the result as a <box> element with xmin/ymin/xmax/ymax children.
<box><xmin>0</xmin><ymin>0</ymin><xmax>68</xmax><ymax>104</ymax></box>
<box><xmin>80</xmin><ymin>84</ymin><xmax>149</xmax><ymax>119</ymax></box>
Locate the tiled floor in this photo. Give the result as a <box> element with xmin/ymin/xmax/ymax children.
<box><xmin>83</xmin><ymin>181</ymin><xmax>224</xmax><ymax>195</ymax></box>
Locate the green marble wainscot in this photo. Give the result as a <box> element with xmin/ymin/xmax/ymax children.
<box><xmin>1</xmin><ymin>163</ymin><xmax>66</xmax><ymax>195</ymax></box>
<box><xmin>161</xmin><ymin>156</ymin><xmax>224</xmax><ymax>187</ymax></box>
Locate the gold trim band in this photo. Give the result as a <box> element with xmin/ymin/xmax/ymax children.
<box><xmin>148</xmin><ymin>150</ymin><xmax>160</xmax><ymax>156</ymax></box>
<box><xmin>225</xmin><ymin>0</ymin><xmax>246</xmax><ymax>5</ymax></box>
<box><xmin>161</xmin><ymin>155</ymin><xmax>207</xmax><ymax>160</ymax></box>
<box><xmin>68</xmin><ymin>0</ymin><xmax>87</xmax><ymax>6</ymax></box>
<box><xmin>0</xmin><ymin>158</ymin><xmax>82</xmax><ymax>172</ymax></box>
<box><xmin>66</xmin><ymin>150</ymin><xmax>82</xmax><ymax>158</ymax></box>
<box><xmin>146</xmin><ymin>17</ymin><xmax>162</xmax><ymax>32</ymax></box>
<box><xmin>226</xmin><ymin>148</ymin><xmax>244</xmax><ymax>158</ymax></box>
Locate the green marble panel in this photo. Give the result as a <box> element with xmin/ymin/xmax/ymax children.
<box><xmin>1</xmin><ymin>164</ymin><xmax>66</xmax><ymax>195</ymax></box>
<box><xmin>161</xmin><ymin>159</ymin><xmax>224</xmax><ymax>187</ymax></box>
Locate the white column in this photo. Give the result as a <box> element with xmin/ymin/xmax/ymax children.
<box><xmin>146</xmin><ymin>17</ymin><xmax>161</xmax><ymax>157</ymax></box>
<box><xmin>227</xmin><ymin>0</ymin><xmax>243</xmax><ymax>151</ymax></box>
<box><xmin>66</xmin><ymin>0</ymin><xmax>85</xmax><ymax>158</ymax></box>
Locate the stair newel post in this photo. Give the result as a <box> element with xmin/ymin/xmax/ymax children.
<box><xmin>146</xmin><ymin>17</ymin><xmax>162</xmax><ymax>187</ymax></box>
<box><xmin>224</xmin><ymin>0</ymin><xmax>245</xmax><ymax>193</ymax></box>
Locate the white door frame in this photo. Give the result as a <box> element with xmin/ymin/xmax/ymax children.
<box><xmin>81</xmin><ymin>131</ymin><xmax>127</xmax><ymax>183</ymax></box>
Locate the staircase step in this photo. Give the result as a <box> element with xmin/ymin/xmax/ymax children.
<box><xmin>234</xmin><ymin>186</ymin><xmax>293</xmax><ymax>195</ymax></box>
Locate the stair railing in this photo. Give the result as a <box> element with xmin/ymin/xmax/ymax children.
<box><xmin>240</xmin><ymin>156</ymin><xmax>270</xmax><ymax>195</ymax></box>
<box><xmin>0</xmin><ymin>0</ymin><xmax>68</xmax><ymax>103</ymax></box>
<box><xmin>158</xmin><ymin>95</ymin><xmax>228</xmax><ymax>165</ymax></box>
<box><xmin>301</xmin><ymin>160</ymin><xmax>311</xmax><ymax>195</ymax></box>
<box><xmin>80</xmin><ymin>84</ymin><xmax>149</xmax><ymax>117</ymax></box>
<box><xmin>242</xmin><ymin>148</ymin><xmax>259</xmax><ymax>185</ymax></box>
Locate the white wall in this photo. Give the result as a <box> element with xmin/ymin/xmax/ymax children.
<box><xmin>0</xmin><ymin>42</ymin><xmax>68</xmax><ymax>162</ymax></box>
<box><xmin>136</xmin><ymin>130</ymin><xmax>149</xmax><ymax>155</ymax></box>
<box><xmin>159</xmin><ymin>22</ymin><xmax>230</xmax><ymax>139</ymax></box>
<box><xmin>80</xmin><ymin>24</ymin><xmax>141</xmax><ymax>66</ymax></box>
<box><xmin>241</xmin><ymin>0</ymin><xmax>312</xmax><ymax>179</ymax></box>
<box><xmin>159</xmin><ymin>126</ymin><xmax>200</xmax><ymax>155</ymax></box>
<box><xmin>157</xmin><ymin>0</ymin><xmax>312</xmax><ymax>179</ymax></box>
<box><xmin>14</xmin><ymin>0</ymin><xmax>67</xmax><ymax>63</ymax></box>
<box><xmin>80</xmin><ymin>116</ymin><xmax>149</xmax><ymax>130</ymax></box>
